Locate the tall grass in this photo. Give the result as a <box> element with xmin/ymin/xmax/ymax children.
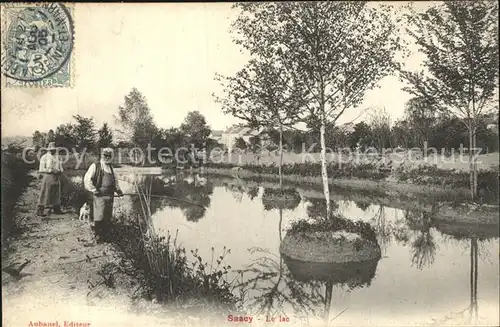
<box><xmin>1</xmin><ymin>152</ymin><xmax>33</xmax><ymax>244</ymax></box>
<box><xmin>127</xmin><ymin>173</ymin><xmax>240</xmax><ymax>310</ymax></box>
<box><xmin>132</xmin><ymin>175</ymin><xmax>186</xmax><ymax>301</ymax></box>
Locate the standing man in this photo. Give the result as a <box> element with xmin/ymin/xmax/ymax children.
<box><xmin>84</xmin><ymin>148</ymin><xmax>123</xmax><ymax>243</ymax></box>
<box><xmin>37</xmin><ymin>142</ymin><xmax>64</xmax><ymax>216</ymax></box>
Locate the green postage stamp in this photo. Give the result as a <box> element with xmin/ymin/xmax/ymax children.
<box><xmin>1</xmin><ymin>2</ymin><xmax>74</xmax><ymax>87</ymax></box>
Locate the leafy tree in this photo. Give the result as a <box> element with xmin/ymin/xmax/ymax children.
<box><xmin>215</xmin><ymin>58</ymin><xmax>306</xmax><ymax>191</ymax></box>
<box><xmin>230</xmin><ymin>2</ymin><xmax>402</xmax><ymax>217</ymax></box>
<box><xmin>234</xmin><ymin>137</ymin><xmax>247</xmax><ymax>150</ymax></box>
<box><xmin>162</xmin><ymin>127</ymin><xmax>187</xmax><ymax>150</ymax></box>
<box><xmin>97</xmin><ymin>123</ymin><xmax>114</xmax><ymax>149</ymax></box>
<box><xmin>400</xmin><ymin>1</ymin><xmax>499</xmax><ymax>200</ymax></box>
<box><xmin>54</xmin><ymin>123</ymin><xmax>77</xmax><ymax>149</ymax></box>
<box><xmin>73</xmin><ymin>114</ymin><xmax>96</xmax><ymax>152</ymax></box>
<box><xmin>115</xmin><ymin>88</ymin><xmax>158</xmax><ymax>145</ymax></box>
<box><xmin>369</xmin><ymin>107</ymin><xmax>392</xmax><ymax>151</ymax></box>
<box><xmin>404</xmin><ymin>96</ymin><xmax>437</xmax><ymax>148</ymax></box>
<box><xmin>115</xmin><ymin>88</ymin><xmax>158</xmax><ymax>164</ymax></box>
<box><xmin>47</xmin><ymin>129</ymin><xmax>55</xmax><ymax>143</ymax></box>
<box><xmin>428</xmin><ymin>114</ymin><xmax>468</xmax><ymax>151</ymax></box>
<box><xmin>179</xmin><ymin>111</ymin><xmax>211</xmax><ymax>149</ymax></box>
<box><xmin>249</xmin><ymin>135</ymin><xmax>261</xmax><ymax>153</ymax></box>
<box><xmin>392</xmin><ymin>120</ymin><xmax>414</xmax><ymax>149</ymax></box>
<box><xmin>350</xmin><ymin>121</ymin><xmax>373</xmax><ymax>150</ymax></box>
<box><xmin>32</xmin><ymin>131</ymin><xmax>47</xmax><ymax>149</ymax></box>
<box><xmin>290</xmin><ymin>131</ymin><xmax>307</xmax><ymax>153</ymax></box>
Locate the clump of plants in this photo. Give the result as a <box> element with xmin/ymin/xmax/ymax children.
<box><xmin>395</xmin><ymin>164</ymin><xmax>499</xmax><ymax>201</ymax></box>
<box><xmin>1</xmin><ymin>152</ymin><xmax>33</xmax><ymax>244</ymax></box>
<box><xmin>207</xmin><ymin>161</ymin><xmax>386</xmax><ymax>181</ymax></box>
<box><xmin>288</xmin><ymin>215</ymin><xmax>378</xmax><ymax>245</ymax></box>
<box><xmin>109</xmin><ymin>174</ymin><xmax>240</xmax><ymax>313</ymax></box>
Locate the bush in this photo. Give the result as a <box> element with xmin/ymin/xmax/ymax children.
<box><xmin>288</xmin><ymin>215</ymin><xmax>378</xmax><ymax>245</ymax></box>
<box><xmin>108</xmin><ymin>217</ymin><xmax>238</xmax><ymax>310</ymax></box>
<box><xmin>1</xmin><ymin>152</ymin><xmax>33</xmax><ymax>243</ymax></box>
<box><xmin>207</xmin><ymin>161</ymin><xmax>386</xmax><ymax>180</ymax></box>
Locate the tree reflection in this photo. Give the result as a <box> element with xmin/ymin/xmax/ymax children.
<box><xmin>354</xmin><ymin>201</ymin><xmax>371</xmax><ymax>211</ymax></box>
<box><xmin>304</xmin><ymin>197</ymin><xmax>339</xmax><ymax>220</ymax></box>
<box><xmin>261</xmin><ymin>188</ymin><xmax>301</xmax><ymax>211</ymax></box>
<box><xmin>405</xmin><ymin>209</ymin><xmax>437</xmax><ymax>270</ymax></box>
<box><xmin>234</xmin><ymin>248</ymin><xmax>326</xmax><ymax>320</ymax></box>
<box><xmin>129</xmin><ymin>173</ymin><xmax>214</xmax><ymax>222</ymax></box>
<box><xmin>247</xmin><ymin>187</ymin><xmax>259</xmax><ymax>201</ymax></box>
<box><xmin>432</xmin><ymin>217</ymin><xmax>498</xmax><ymax>325</ymax></box>
<box><xmin>469</xmin><ymin>237</ymin><xmax>478</xmax><ymax>325</ymax></box>
<box><xmin>370</xmin><ymin>206</ymin><xmax>392</xmax><ymax>253</ymax></box>
<box><xmin>235</xmin><ymin>246</ymin><xmax>380</xmax><ymax>324</ymax></box>
<box><xmin>173</xmin><ymin>174</ymin><xmax>213</xmax><ymax>222</ymax></box>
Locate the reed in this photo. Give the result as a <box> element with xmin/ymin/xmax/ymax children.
<box><xmin>132</xmin><ymin>173</ymin><xmax>186</xmax><ymax>302</ymax></box>
<box><xmin>128</xmin><ymin>172</ymin><xmax>238</xmax><ymax>308</ymax></box>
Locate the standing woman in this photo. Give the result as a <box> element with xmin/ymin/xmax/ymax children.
<box><xmin>37</xmin><ymin>142</ymin><xmax>64</xmax><ymax>216</ymax></box>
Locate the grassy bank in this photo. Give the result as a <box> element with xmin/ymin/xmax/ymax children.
<box><xmin>204</xmin><ymin>161</ymin><xmax>499</xmax><ymax>204</ymax></box>
<box><xmin>63</xmin><ymin>175</ymin><xmax>242</xmax><ymax>317</ymax></box>
<box><xmin>1</xmin><ymin>152</ymin><xmax>35</xmax><ymax>247</ymax></box>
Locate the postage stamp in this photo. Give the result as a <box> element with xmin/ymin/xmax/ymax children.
<box><xmin>0</xmin><ymin>2</ymin><xmax>74</xmax><ymax>87</ymax></box>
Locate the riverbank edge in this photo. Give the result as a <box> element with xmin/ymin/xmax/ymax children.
<box><xmin>1</xmin><ymin>171</ymin><xmax>241</xmax><ymax>327</ymax></box>
<box><xmin>109</xmin><ymin>164</ymin><xmax>499</xmax><ymax>224</ymax></box>
<box><xmin>201</xmin><ymin>167</ymin><xmax>500</xmax><ymax>225</ymax></box>
<box><xmin>133</xmin><ymin>164</ymin><xmax>495</xmax><ymax>203</ymax></box>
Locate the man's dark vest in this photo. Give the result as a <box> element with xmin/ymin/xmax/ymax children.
<box><xmin>91</xmin><ymin>161</ymin><xmax>116</xmax><ymax>191</ymax></box>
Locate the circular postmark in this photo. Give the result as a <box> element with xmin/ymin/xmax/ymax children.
<box><xmin>1</xmin><ymin>3</ymin><xmax>73</xmax><ymax>82</ymax></box>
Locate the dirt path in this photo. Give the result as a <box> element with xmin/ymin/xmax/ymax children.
<box><xmin>1</xmin><ymin>172</ymin><xmax>184</xmax><ymax>327</ymax></box>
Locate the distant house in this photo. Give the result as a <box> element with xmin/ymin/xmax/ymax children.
<box><xmin>210</xmin><ymin>130</ymin><xmax>223</xmax><ymax>143</ymax></box>
<box><xmin>220</xmin><ymin>125</ymin><xmax>264</xmax><ymax>151</ymax></box>
<box><xmin>339</xmin><ymin>122</ymin><xmax>355</xmax><ymax>133</ymax></box>
<box><xmin>483</xmin><ymin>113</ymin><xmax>498</xmax><ymax>133</ymax></box>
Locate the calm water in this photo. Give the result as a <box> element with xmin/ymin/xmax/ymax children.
<box><xmin>114</xmin><ymin>172</ymin><xmax>499</xmax><ymax>326</ymax></box>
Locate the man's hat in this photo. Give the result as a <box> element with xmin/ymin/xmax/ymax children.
<box><xmin>45</xmin><ymin>142</ymin><xmax>57</xmax><ymax>151</ymax></box>
<box><xmin>101</xmin><ymin>147</ymin><xmax>114</xmax><ymax>155</ymax></box>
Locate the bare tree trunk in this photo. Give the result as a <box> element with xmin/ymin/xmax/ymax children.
<box><xmin>279</xmin><ymin>208</ymin><xmax>283</xmax><ymax>242</ymax></box>
<box><xmin>279</xmin><ymin>124</ymin><xmax>283</xmax><ymax>193</ymax></box>
<box><xmin>324</xmin><ymin>281</ymin><xmax>333</xmax><ymax>325</ymax></box>
<box><xmin>320</xmin><ymin>118</ymin><xmax>331</xmax><ymax>218</ymax></box>
<box><xmin>472</xmin><ymin>125</ymin><xmax>478</xmax><ymax>201</ymax></box>
<box><xmin>468</xmin><ymin>125</ymin><xmax>474</xmax><ymax>200</ymax></box>
<box><xmin>469</xmin><ymin>237</ymin><xmax>478</xmax><ymax>324</ymax></box>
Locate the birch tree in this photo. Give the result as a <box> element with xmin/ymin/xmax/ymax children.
<box><xmin>215</xmin><ymin>58</ymin><xmax>307</xmax><ymax>191</ymax></box>
<box><xmin>400</xmin><ymin>1</ymin><xmax>499</xmax><ymax>200</ymax></box>
<box><xmin>231</xmin><ymin>2</ymin><xmax>402</xmax><ymax>216</ymax></box>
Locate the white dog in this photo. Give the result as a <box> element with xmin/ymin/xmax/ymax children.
<box><xmin>79</xmin><ymin>203</ymin><xmax>91</xmax><ymax>223</ymax></box>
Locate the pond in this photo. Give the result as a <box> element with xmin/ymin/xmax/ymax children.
<box><xmin>113</xmin><ymin>171</ymin><xmax>499</xmax><ymax>326</ymax></box>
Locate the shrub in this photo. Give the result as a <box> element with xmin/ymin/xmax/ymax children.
<box><xmin>1</xmin><ymin>152</ymin><xmax>32</xmax><ymax>243</ymax></box>
<box><xmin>288</xmin><ymin>215</ymin><xmax>378</xmax><ymax>245</ymax></box>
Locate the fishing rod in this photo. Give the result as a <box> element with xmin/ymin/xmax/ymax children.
<box><xmin>117</xmin><ymin>193</ymin><xmax>206</xmax><ymax>210</ymax></box>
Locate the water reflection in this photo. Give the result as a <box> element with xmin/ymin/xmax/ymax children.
<box><xmin>235</xmin><ymin>249</ymin><xmax>327</xmax><ymax>320</ymax></box>
<box><xmin>121</xmin><ymin>173</ymin><xmax>214</xmax><ymax>222</ymax></box>
<box><xmin>261</xmin><ymin>188</ymin><xmax>301</xmax><ymax>211</ymax></box>
<box><xmin>235</xmin><ymin>247</ymin><xmax>381</xmax><ymax>323</ymax></box>
<box><xmin>469</xmin><ymin>237</ymin><xmax>478</xmax><ymax>324</ymax></box>
<box><xmin>405</xmin><ymin>210</ymin><xmax>437</xmax><ymax>270</ymax></box>
<box><xmin>120</xmin><ymin>173</ymin><xmax>499</xmax><ymax>325</ymax></box>
<box><xmin>354</xmin><ymin>201</ymin><xmax>371</xmax><ymax>211</ymax></box>
<box><xmin>432</xmin><ymin>218</ymin><xmax>497</xmax><ymax>325</ymax></box>
<box><xmin>304</xmin><ymin>197</ymin><xmax>339</xmax><ymax>220</ymax></box>
<box><xmin>283</xmin><ymin>256</ymin><xmax>380</xmax><ymax>324</ymax></box>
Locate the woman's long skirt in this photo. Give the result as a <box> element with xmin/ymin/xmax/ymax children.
<box><xmin>38</xmin><ymin>174</ymin><xmax>61</xmax><ymax>207</ymax></box>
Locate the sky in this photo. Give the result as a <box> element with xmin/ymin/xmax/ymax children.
<box><xmin>1</xmin><ymin>2</ymin><xmax>425</xmax><ymax>138</ymax></box>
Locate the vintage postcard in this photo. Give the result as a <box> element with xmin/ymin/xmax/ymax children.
<box><xmin>1</xmin><ymin>2</ymin><xmax>499</xmax><ymax>327</ymax></box>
